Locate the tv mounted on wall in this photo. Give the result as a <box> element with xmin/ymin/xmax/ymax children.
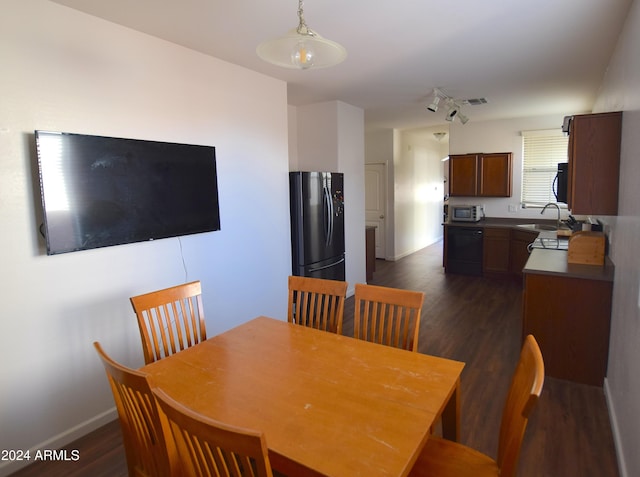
<box><xmin>35</xmin><ymin>130</ymin><xmax>221</xmax><ymax>255</ymax></box>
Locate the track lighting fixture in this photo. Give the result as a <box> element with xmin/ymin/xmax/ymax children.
<box><xmin>427</xmin><ymin>88</ymin><xmax>470</xmax><ymax>125</ymax></box>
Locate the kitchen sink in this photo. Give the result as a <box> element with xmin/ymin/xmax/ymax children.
<box><xmin>516</xmin><ymin>223</ymin><xmax>558</xmax><ymax>231</ymax></box>
<box><xmin>529</xmin><ymin>237</ymin><xmax>569</xmax><ymax>250</ymax></box>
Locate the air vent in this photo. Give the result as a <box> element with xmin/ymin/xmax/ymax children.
<box><xmin>462</xmin><ymin>98</ymin><xmax>488</xmax><ymax>106</ymax></box>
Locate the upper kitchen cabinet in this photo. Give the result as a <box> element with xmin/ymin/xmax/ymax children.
<box><xmin>449</xmin><ymin>154</ymin><xmax>478</xmax><ymax>196</ymax></box>
<box><xmin>566</xmin><ymin>111</ymin><xmax>622</xmax><ymax>215</ymax></box>
<box><xmin>449</xmin><ymin>153</ymin><xmax>512</xmax><ymax>197</ymax></box>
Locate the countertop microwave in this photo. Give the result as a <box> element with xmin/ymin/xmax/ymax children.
<box><xmin>451</xmin><ymin>204</ymin><xmax>483</xmax><ymax>222</ymax></box>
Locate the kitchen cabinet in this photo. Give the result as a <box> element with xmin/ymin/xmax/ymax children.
<box><xmin>509</xmin><ymin>229</ymin><xmax>538</xmax><ymax>279</ymax></box>
<box><xmin>522</xmin><ymin>251</ymin><xmax>614</xmax><ymax>386</ymax></box>
<box><xmin>449</xmin><ymin>154</ymin><xmax>478</xmax><ymax>196</ymax></box>
<box><xmin>566</xmin><ymin>111</ymin><xmax>622</xmax><ymax>215</ymax></box>
<box><xmin>449</xmin><ymin>152</ymin><xmax>512</xmax><ymax>197</ymax></box>
<box><xmin>365</xmin><ymin>226</ymin><xmax>376</xmax><ymax>282</ymax></box>
<box><xmin>483</xmin><ymin>227</ymin><xmax>510</xmax><ymax>278</ymax></box>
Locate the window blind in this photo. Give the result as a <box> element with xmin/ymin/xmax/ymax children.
<box><xmin>521</xmin><ymin>129</ymin><xmax>568</xmax><ymax>206</ymax></box>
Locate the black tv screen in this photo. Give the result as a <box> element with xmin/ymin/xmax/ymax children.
<box><xmin>35</xmin><ymin>130</ymin><xmax>221</xmax><ymax>255</ymax></box>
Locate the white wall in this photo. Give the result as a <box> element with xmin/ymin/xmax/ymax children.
<box><xmin>397</xmin><ymin>128</ymin><xmax>449</xmax><ymax>256</ymax></box>
<box><xmin>591</xmin><ymin>1</ymin><xmax>640</xmax><ymax>476</ymax></box>
<box><xmin>0</xmin><ymin>1</ymin><xmax>291</xmax><ymax>475</ymax></box>
<box><xmin>293</xmin><ymin>101</ymin><xmax>367</xmax><ymax>295</ymax></box>
<box><xmin>337</xmin><ymin>102</ymin><xmax>367</xmax><ymax>292</ymax></box>
<box><xmin>288</xmin><ymin>105</ymin><xmax>299</xmax><ymax>169</ymax></box>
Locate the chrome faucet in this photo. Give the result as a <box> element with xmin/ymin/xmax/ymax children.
<box><xmin>541</xmin><ymin>202</ymin><xmax>561</xmax><ymax>229</ymax></box>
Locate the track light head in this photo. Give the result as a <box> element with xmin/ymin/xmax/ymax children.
<box><xmin>445</xmin><ymin>103</ymin><xmax>459</xmax><ymax>122</ymax></box>
<box><xmin>427</xmin><ymin>96</ymin><xmax>440</xmax><ymax>112</ymax></box>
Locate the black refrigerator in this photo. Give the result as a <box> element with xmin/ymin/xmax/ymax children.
<box><xmin>289</xmin><ymin>171</ymin><xmax>345</xmax><ymax>281</ymax></box>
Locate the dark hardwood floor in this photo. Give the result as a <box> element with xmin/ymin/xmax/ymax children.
<box><xmin>10</xmin><ymin>241</ymin><xmax>619</xmax><ymax>476</ymax></box>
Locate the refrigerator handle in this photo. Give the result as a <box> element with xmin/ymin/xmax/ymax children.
<box><xmin>308</xmin><ymin>256</ymin><xmax>345</xmax><ymax>273</ymax></box>
<box><xmin>324</xmin><ymin>184</ymin><xmax>333</xmax><ymax>246</ymax></box>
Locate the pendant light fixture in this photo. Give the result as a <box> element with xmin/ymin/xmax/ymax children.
<box><xmin>257</xmin><ymin>0</ymin><xmax>347</xmax><ymax>69</ymax></box>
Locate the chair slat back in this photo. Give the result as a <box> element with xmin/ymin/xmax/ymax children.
<box><xmin>354</xmin><ymin>283</ymin><xmax>425</xmax><ymax>351</ymax></box>
<box><xmin>93</xmin><ymin>342</ymin><xmax>175</xmax><ymax>477</ymax></box>
<box><xmin>130</xmin><ymin>281</ymin><xmax>206</xmax><ymax>364</ymax></box>
<box><xmin>496</xmin><ymin>334</ymin><xmax>545</xmax><ymax>477</ymax></box>
<box><xmin>287</xmin><ymin>276</ymin><xmax>348</xmax><ymax>334</ymax></box>
<box><xmin>152</xmin><ymin>387</ymin><xmax>273</xmax><ymax>477</ymax></box>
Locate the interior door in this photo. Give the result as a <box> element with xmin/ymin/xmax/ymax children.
<box><xmin>365</xmin><ymin>163</ymin><xmax>387</xmax><ymax>259</ymax></box>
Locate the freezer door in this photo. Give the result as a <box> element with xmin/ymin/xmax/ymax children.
<box><xmin>294</xmin><ymin>254</ymin><xmax>346</xmax><ymax>281</ymax></box>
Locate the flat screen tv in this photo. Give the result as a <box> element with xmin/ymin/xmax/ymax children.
<box><xmin>35</xmin><ymin>130</ymin><xmax>221</xmax><ymax>255</ymax></box>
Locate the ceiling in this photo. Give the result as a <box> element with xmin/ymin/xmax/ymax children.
<box><xmin>51</xmin><ymin>0</ymin><xmax>632</xmax><ymax>131</ymax></box>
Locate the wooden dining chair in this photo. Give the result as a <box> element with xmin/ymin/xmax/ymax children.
<box><xmin>409</xmin><ymin>334</ymin><xmax>545</xmax><ymax>477</ymax></box>
<box><xmin>353</xmin><ymin>283</ymin><xmax>425</xmax><ymax>351</ymax></box>
<box><xmin>93</xmin><ymin>342</ymin><xmax>177</xmax><ymax>477</ymax></box>
<box><xmin>287</xmin><ymin>276</ymin><xmax>348</xmax><ymax>334</ymax></box>
<box><xmin>152</xmin><ymin>386</ymin><xmax>274</xmax><ymax>477</ymax></box>
<box><xmin>130</xmin><ymin>280</ymin><xmax>207</xmax><ymax>364</ymax></box>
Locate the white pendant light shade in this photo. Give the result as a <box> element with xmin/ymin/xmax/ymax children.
<box><xmin>257</xmin><ymin>1</ymin><xmax>347</xmax><ymax>69</ymax></box>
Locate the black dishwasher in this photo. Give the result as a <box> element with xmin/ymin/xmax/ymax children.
<box><xmin>446</xmin><ymin>226</ymin><xmax>483</xmax><ymax>276</ymax></box>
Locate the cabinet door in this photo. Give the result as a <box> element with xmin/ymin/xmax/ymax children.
<box><xmin>483</xmin><ymin>227</ymin><xmax>510</xmax><ymax>278</ymax></box>
<box><xmin>449</xmin><ymin>154</ymin><xmax>478</xmax><ymax>196</ymax></box>
<box><xmin>479</xmin><ymin>153</ymin><xmax>512</xmax><ymax>197</ymax></box>
<box><xmin>510</xmin><ymin>229</ymin><xmax>538</xmax><ymax>279</ymax></box>
<box><xmin>523</xmin><ymin>273</ymin><xmax>612</xmax><ymax>386</ymax></box>
<box><xmin>568</xmin><ymin>112</ymin><xmax>622</xmax><ymax>215</ymax></box>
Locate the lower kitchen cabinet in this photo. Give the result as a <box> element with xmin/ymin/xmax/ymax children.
<box><xmin>522</xmin><ymin>270</ymin><xmax>613</xmax><ymax>386</ymax></box>
<box><xmin>483</xmin><ymin>227</ymin><xmax>510</xmax><ymax>278</ymax></box>
<box><xmin>365</xmin><ymin>226</ymin><xmax>376</xmax><ymax>282</ymax></box>
<box><xmin>510</xmin><ymin>229</ymin><xmax>538</xmax><ymax>279</ymax></box>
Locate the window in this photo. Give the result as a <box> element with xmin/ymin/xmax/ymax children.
<box><xmin>521</xmin><ymin>129</ymin><xmax>568</xmax><ymax>206</ymax></box>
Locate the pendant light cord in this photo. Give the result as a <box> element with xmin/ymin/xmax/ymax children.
<box><xmin>296</xmin><ymin>0</ymin><xmax>313</xmax><ymax>36</ymax></box>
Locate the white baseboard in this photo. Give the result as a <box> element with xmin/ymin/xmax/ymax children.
<box><xmin>0</xmin><ymin>407</ymin><xmax>117</xmax><ymax>477</ymax></box>
<box><xmin>604</xmin><ymin>377</ymin><xmax>628</xmax><ymax>477</ymax></box>
<box><xmin>392</xmin><ymin>238</ymin><xmax>443</xmax><ymax>262</ymax></box>
<box><xmin>392</xmin><ymin>247</ymin><xmax>422</xmax><ymax>261</ymax></box>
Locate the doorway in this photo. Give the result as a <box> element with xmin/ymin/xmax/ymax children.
<box><xmin>365</xmin><ymin>163</ymin><xmax>387</xmax><ymax>259</ymax></box>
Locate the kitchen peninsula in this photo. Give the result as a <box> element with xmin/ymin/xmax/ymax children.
<box><xmin>444</xmin><ymin>217</ymin><xmax>615</xmax><ymax>386</ymax></box>
<box><xmin>522</xmin><ymin>247</ymin><xmax>614</xmax><ymax>386</ymax></box>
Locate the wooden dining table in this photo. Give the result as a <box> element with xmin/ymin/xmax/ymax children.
<box><xmin>142</xmin><ymin>316</ymin><xmax>464</xmax><ymax>477</ymax></box>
